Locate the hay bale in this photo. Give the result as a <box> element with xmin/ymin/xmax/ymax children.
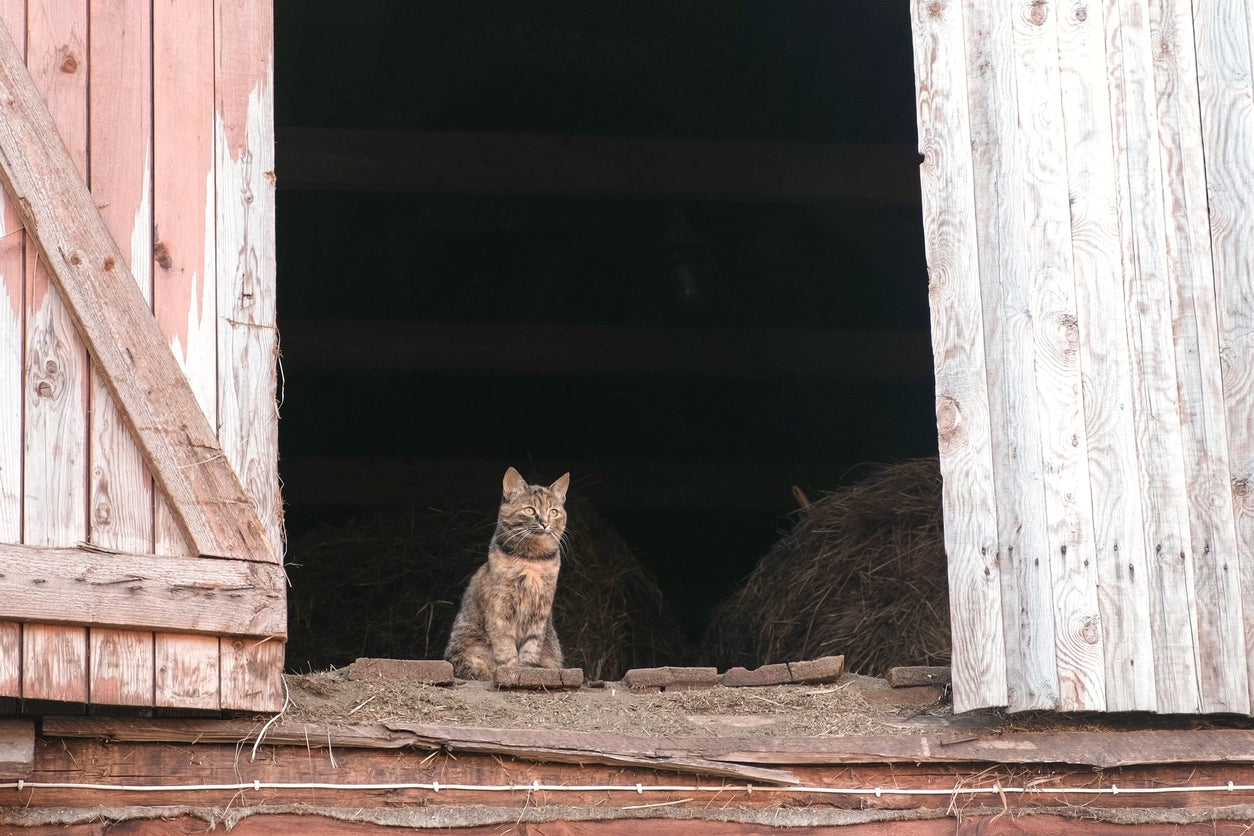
<box><xmin>700</xmin><ymin>457</ymin><xmax>948</xmax><ymax>676</ymax></box>
<box><xmin>286</xmin><ymin>500</ymin><xmax>687</xmax><ymax>681</ymax></box>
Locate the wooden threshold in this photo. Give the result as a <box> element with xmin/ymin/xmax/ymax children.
<box><xmin>43</xmin><ymin>716</ymin><xmax>1254</xmax><ymax>771</ymax></box>
<box><xmin>276</xmin><ymin>127</ymin><xmax>923</xmax><ymax>204</ymax></box>
<box><xmin>0</xmin><ymin>542</ymin><xmax>286</xmax><ymax>637</ymax></box>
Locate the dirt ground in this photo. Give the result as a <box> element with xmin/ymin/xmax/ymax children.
<box><xmin>279</xmin><ymin>667</ymin><xmax>1006</xmax><ymax>738</ymax></box>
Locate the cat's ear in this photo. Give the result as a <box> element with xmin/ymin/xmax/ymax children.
<box><xmin>502</xmin><ymin>466</ymin><xmax>527</xmax><ymax>497</ymax></box>
<box><xmin>549</xmin><ymin>472</ymin><xmax>571</xmax><ymax>501</ymax></box>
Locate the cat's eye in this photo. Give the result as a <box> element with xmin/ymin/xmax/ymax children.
<box><xmin>548</xmin><ymin>509</ymin><xmax>559</xmax><ymax>517</ymax></box>
<box><xmin>522</xmin><ymin>507</ymin><xmax>536</xmax><ymax>516</ymax></box>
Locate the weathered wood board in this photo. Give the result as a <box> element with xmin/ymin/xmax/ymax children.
<box><xmin>912</xmin><ymin>0</ymin><xmax>1254</xmax><ymax>713</ymax></box>
<box><xmin>0</xmin><ymin>0</ymin><xmax>281</xmax><ymax>712</ymax></box>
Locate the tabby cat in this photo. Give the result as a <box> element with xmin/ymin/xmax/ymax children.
<box><xmin>443</xmin><ymin>467</ymin><xmax>570</xmax><ymax>680</ymax></box>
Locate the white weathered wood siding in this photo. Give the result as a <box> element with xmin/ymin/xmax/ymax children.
<box><xmin>0</xmin><ymin>0</ymin><xmax>282</xmax><ymax>711</ymax></box>
<box><xmin>913</xmin><ymin>0</ymin><xmax>1254</xmax><ymax>713</ymax></box>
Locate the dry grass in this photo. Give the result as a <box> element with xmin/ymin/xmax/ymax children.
<box><xmin>286</xmin><ymin>500</ymin><xmax>687</xmax><ymax>681</ymax></box>
<box><xmin>700</xmin><ymin>457</ymin><xmax>949</xmax><ymax>676</ymax></box>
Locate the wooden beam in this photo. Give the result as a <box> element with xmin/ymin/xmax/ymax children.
<box><xmin>278</xmin><ymin>457</ymin><xmax>849</xmax><ymax>509</ymax></box>
<box><xmin>0</xmin><ymin>542</ymin><xmax>286</xmax><ymax>637</ymax></box>
<box><xmin>46</xmin><ymin>717</ymin><xmax>1254</xmax><ymax>771</ymax></box>
<box><xmin>0</xmin><ymin>17</ymin><xmax>274</xmax><ymax>563</ymax></box>
<box><xmin>278</xmin><ymin>319</ymin><xmax>934</xmax><ymax>380</ymax></box>
<box><xmin>276</xmin><ymin>127</ymin><xmax>923</xmax><ymax>204</ymax></box>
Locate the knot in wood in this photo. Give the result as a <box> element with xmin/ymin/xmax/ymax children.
<box><xmin>59</xmin><ymin>49</ymin><xmax>79</xmax><ymax>74</ymax></box>
<box><xmin>1075</xmin><ymin>6</ymin><xmax>1087</xmax><ymax>21</ymax></box>
<box><xmin>1029</xmin><ymin>1</ymin><xmax>1048</xmax><ymax>25</ymax></box>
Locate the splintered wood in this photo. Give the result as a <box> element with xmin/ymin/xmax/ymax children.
<box><xmin>912</xmin><ymin>0</ymin><xmax>1254</xmax><ymax>713</ymax></box>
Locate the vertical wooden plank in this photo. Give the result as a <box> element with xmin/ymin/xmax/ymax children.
<box><xmin>86</xmin><ymin>0</ymin><xmax>156</xmax><ymax>709</ymax></box>
<box><xmin>89</xmin><ymin>629</ymin><xmax>153</xmax><ymax>706</ymax></box>
<box><xmin>1192</xmin><ymin>0</ymin><xmax>1254</xmax><ymax>706</ymax></box>
<box><xmin>961</xmin><ymin>0</ymin><xmax>1060</xmax><ymax>712</ymax></box>
<box><xmin>152</xmin><ymin>0</ymin><xmax>216</xmax><ymax>557</ymax></box>
<box><xmin>0</xmin><ymin>3</ymin><xmax>25</xmax><ymax>703</ymax></box>
<box><xmin>1104</xmin><ymin>0</ymin><xmax>1201</xmax><ymax>713</ymax></box>
<box><xmin>912</xmin><ymin>0</ymin><xmax>1007</xmax><ymax>712</ymax></box>
<box><xmin>23</xmin><ymin>0</ymin><xmax>88</xmax><ymax>550</ymax></box>
<box><xmin>0</xmin><ymin>622</ymin><xmax>19</xmax><ymax>697</ymax></box>
<box><xmin>22</xmin><ymin>623</ymin><xmax>87</xmax><ymax>702</ymax></box>
<box><xmin>87</xmin><ymin>0</ymin><xmax>152</xmax><ymax>553</ymax></box>
<box><xmin>155</xmin><ymin>633</ymin><xmax>219</xmax><ymax>710</ymax></box>
<box><xmin>221</xmin><ymin>637</ymin><xmax>284</xmax><ymax>712</ymax></box>
<box><xmin>1147</xmin><ymin>0</ymin><xmax>1248</xmax><ymax>713</ymax></box>
<box><xmin>22</xmin><ymin>0</ymin><xmax>91</xmax><ymax>709</ymax></box>
<box><xmin>0</xmin><ymin>1</ymin><xmax>21</xmax><ymax>547</ymax></box>
<box><xmin>1006</xmin><ymin>0</ymin><xmax>1104</xmax><ymax>711</ymax></box>
<box><xmin>1056</xmin><ymin>0</ymin><xmax>1157</xmax><ymax>711</ymax></box>
<box><xmin>215</xmin><ymin>0</ymin><xmax>283</xmax><ymax>562</ymax></box>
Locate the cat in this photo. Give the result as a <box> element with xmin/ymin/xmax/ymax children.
<box><xmin>444</xmin><ymin>467</ymin><xmax>570</xmax><ymax>680</ymax></box>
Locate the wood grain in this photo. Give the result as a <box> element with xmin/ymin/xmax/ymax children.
<box><xmin>220</xmin><ymin>636</ymin><xmax>284</xmax><ymax>712</ymax></box>
<box><xmin>0</xmin><ymin>13</ymin><xmax>275</xmax><ymax>563</ymax></box>
<box><xmin>22</xmin><ymin>0</ymin><xmax>88</xmax><ymax>551</ymax></box>
<box><xmin>45</xmin><ymin>716</ymin><xmax>1254</xmax><ymax>770</ymax></box>
<box><xmin>0</xmin><ymin>541</ymin><xmax>286</xmax><ymax>636</ymax></box>
<box><xmin>1151</xmin><ymin>0</ymin><xmax>1248</xmax><ymax>714</ymax></box>
<box><xmin>151</xmin><ymin>0</ymin><xmax>217</xmax><ymax>557</ymax></box>
<box><xmin>1055</xmin><ymin>0</ymin><xmax>1157</xmax><ymax>712</ymax></box>
<box><xmin>1105</xmin><ymin>0</ymin><xmax>1203</xmax><ymax>714</ymax></box>
<box><xmin>86</xmin><ymin>0</ymin><xmax>153</xmax><ymax>555</ymax></box>
<box><xmin>0</xmin><ymin>621</ymin><xmax>19</xmax><ymax>697</ymax></box>
<box><xmin>912</xmin><ymin>0</ymin><xmax>1006</xmax><ymax>711</ymax></box>
<box><xmin>1192</xmin><ymin>0</ymin><xmax>1254</xmax><ymax>705</ymax></box>
<box><xmin>0</xmin><ymin>2</ymin><xmax>20</xmax><ymax>545</ymax></box>
<box><xmin>1010</xmin><ymin>0</ymin><xmax>1104</xmax><ymax>712</ymax></box>
<box><xmin>960</xmin><ymin>0</ymin><xmax>1059</xmax><ymax>712</ymax></box>
<box><xmin>214</xmin><ymin>0</ymin><xmax>283</xmax><ymax>562</ymax></box>
<box><xmin>22</xmin><ymin>622</ymin><xmax>87</xmax><ymax>702</ymax></box>
<box><xmin>89</xmin><ymin>629</ymin><xmax>153</xmax><ymax>706</ymax></box>
<box><xmin>155</xmin><ymin>633</ymin><xmax>219</xmax><ymax>709</ymax></box>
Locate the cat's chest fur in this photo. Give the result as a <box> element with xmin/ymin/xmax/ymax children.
<box><xmin>487</xmin><ymin>551</ymin><xmax>560</xmax><ymax>609</ymax></box>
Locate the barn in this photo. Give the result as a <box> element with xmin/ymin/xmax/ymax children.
<box><xmin>3</xmin><ymin>0</ymin><xmax>1254</xmax><ymax>833</ymax></box>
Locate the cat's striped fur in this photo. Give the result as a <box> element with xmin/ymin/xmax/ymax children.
<box><xmin>444</xmin><ymin>467</ymin><xmax>570</xmax><ymax>680</ymax></box>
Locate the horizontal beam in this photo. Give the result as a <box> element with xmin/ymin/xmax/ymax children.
<box><xmin>0</xmin><ymin>543</ymin><xmax>286</xmax><ymax>638</ymax></box>
<box><xmin>278</xmin><ymin>319</ymin><xmax>934</xmax><ymax>380</ymax></box>
<box><xmin>279</xmin><ymin>456</ymin><xmax>847</xmax><ymax>509</ymax></box>
<box><xmin>276</xmin><ymin>127</ymin><xmax>922</xmax><ymax>204</ymax></box>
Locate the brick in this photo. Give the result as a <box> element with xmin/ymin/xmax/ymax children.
<box><xmin>623</xmin><ymin>666</ymin><xmax>719</xmax><ymax>690</ymax></box>
<box><xmin>493</xmin><ymin>666</ymin><xmax>582</xmax><ymax>690</ymax></box>
<box><xmin>787</xmin><ymin>655</ymin><xmax>845</xmax><ymax>685</ymax></box>
<box><xmin>856</xmin><ymin>685</ymin><xmax>946</xmax><ymax>709</ymax></box>
<box><xmin>347</xmin><ymin>658</ymin><xmax>454</xmax><ymax>685</ymax></box>
<box><xmin>720</xmin><ymin>663</ymin><xmax>792</xmax><ymax>688</ymax></box>
<box><xmin>887</xmin><ymin>666</ymin><xmax>951</xmax><ymax>688</ymax></box>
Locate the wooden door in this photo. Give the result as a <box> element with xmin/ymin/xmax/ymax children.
<box><xmin>0</xmin><ymin>0</ymin><xmax>282</xmax><ymax>712</ymax></box>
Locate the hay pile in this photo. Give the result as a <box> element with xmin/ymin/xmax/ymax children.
<box><xmin>701</xmin><ymin>457</ymin><xmax>949</xmax><ymax>676</ymax></box>
<box><xmin>286</xmin><ymin>500</ymin><xmax>687</xmax><ymax>681</ymax></box>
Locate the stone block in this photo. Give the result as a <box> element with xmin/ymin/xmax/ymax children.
<box><xmin>623</xmin><ymin>666</ymin><xmax>719</xmax><ymax>690</ymax></box>
<box><xmin>720</xmin><ymin>663</ymin><xmax>792</xmax><ymax>688</ymax></box>
<box><xmin>787</xmin><ymin>655</ymin><xmax>845</xmax><ymax>685</ymax></box>
<box><xmin>494</xmin><ymin>666</ymin><xmax>583</xmax><ymax>689</ymax></box>
<box><xmin>347</xmin><ymin>658</ymin><xmax>454</xmax><ymax>685</ymax></box>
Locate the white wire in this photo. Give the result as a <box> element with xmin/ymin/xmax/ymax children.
<box><xmin>3</xmin><ymin>778</ymin><xmax>1253</xmax><ymax>797</ymax></box>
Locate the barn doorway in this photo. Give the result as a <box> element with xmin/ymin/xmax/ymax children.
<box><xmin>273</xmin><ymin>0</ymin><xmax>936</xmax><ymax>674</ymax></box>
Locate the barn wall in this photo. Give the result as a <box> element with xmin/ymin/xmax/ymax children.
<box><xmin>0</xmin><ymin>0</ymin><xmax>280</xmax><ymax>711</ymax></box>
<box><xmin>913</xmin><ymin>0</ymin><xmax>1254</xmax><ymax>713</ymax></box>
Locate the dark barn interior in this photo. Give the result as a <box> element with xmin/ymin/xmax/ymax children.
<box><xmin>274</xmin><ymin>0</ymin><xmax>936</xmax><ymax>670</ymax></box>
